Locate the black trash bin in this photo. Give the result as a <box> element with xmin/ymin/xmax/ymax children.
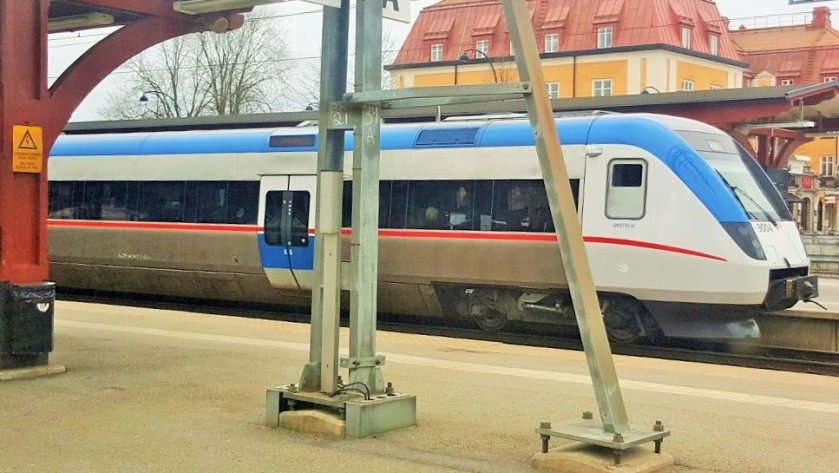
<box><xmin>0</xmin><ymin>282</ymin><xmax>55</xmax><ymax>369</ymax></box>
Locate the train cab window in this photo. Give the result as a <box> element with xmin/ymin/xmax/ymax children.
<box><xmin>406</xmin><ymin>180</ymin><xmax>475</xmax><ymax>230</ymax></box>
<box><xmin>606</xmin><ymin>160</ymin><xmax>647</xmax><ymax>220</ymax></box>
<box><xmin>264</xmin><ymin>191</ymin><xmax>310</xmax><ymax>247</ymax></box>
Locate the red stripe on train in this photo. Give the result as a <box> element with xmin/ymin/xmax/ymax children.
<box><xmin>47</xmin><ymin>220</ymin><xmax>726</xmax><ymax>261</ymax></box>
<box><xmin>47</xmin><ymin>219</ymin><xmax>260</xmax><ymax>232</ymax></box>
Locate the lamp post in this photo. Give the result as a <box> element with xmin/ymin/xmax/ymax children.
<box><xmin>640</xmin><ymin>86</ymin><xmax>661</xmax><ymax>94</ymax></box>
<box><xmin>458</xmin><ymin>48</ymin><xmax>499</xmax><ymax>83</ymax></box>
<box><xmin>139</xmin><ymin>90</ymin><xmax>173</xmax><ymax>117</ymax></box>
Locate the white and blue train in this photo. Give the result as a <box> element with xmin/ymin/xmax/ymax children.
<box><xmin>47</xmin><ymin>113</ymin><xmax>818</xmax><ymax>343</ymax></box>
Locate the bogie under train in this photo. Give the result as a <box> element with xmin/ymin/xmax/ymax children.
<box><xmin>47</xmin><ymin>113</ymin><xmax>818</xmax><ymax>342</ymax></box>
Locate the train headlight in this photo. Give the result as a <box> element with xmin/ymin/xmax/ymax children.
<box><xmin>721</xmin><ymin>222</ymin><xmax>766</xmax><ymax>260</ymax></box>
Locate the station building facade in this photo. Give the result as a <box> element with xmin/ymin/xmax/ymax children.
<box><xmin>386</xmin><ymin>0</ymin><xmax>747</xmax><ymax>97</ymax></box>
<box><xmin>732</xmin><ymin>7</ymin><xmax>839</xmax><ymax>233</ymax></box>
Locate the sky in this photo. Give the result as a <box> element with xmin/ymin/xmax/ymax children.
<box><xmin>48</xmin><ymin>0</ymin><xmax>839</xmax><ymax>122</ymax></box>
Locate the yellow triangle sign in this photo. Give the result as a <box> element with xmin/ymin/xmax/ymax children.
<box><xmin>17</xmin><ymin>130</ymin><xmax>38</xmax><ymax>151</ymax></box>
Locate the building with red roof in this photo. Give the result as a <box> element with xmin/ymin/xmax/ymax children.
<box><xmin>731</xmin><ymin>7</ymin><xmax>839</xmax><ymax>88</ymax></box>
<box><xmin>387</xmin><ymin>0</ymin><xmax>747</xmax><ymax>97</ymax></box>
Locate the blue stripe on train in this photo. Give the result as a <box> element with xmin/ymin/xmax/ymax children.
<box><xmin>258</xmin><ymin>234</ymin><xmax>315</xmax><ymax>270</ymax></box>
<box><xmin>52</xmin><ymin>115</ymin><xmax>748</xmax><ymax>225</ymax></box>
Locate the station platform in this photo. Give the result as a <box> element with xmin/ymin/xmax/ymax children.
<box><xmin>1</xmin><ymin>301</ymin><xmax>837</xmax><ymax>473</ymax></box>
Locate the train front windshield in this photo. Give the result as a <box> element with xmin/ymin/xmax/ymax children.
<box><xmin>678</xmin><ymin>130</ymin><xmax>793</xmax><ymax>223</ymax></box>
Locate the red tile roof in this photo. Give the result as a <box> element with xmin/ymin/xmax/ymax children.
<box><xmin>731</xmin><ymin>7</ymin><xmax>839</xmax><ymax>83</ymax></box>
<box><xmin>392</xmin><ymin>0</ymin><xmax>741</xmax><ymax>66</ymax></box>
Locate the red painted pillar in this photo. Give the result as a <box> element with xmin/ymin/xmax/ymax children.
<box><xmin>0</xmin><ymin>1</ymin><xmax>224</xmax><ymax>369</ymax></box>
<box><xmin>0</xmin><ymin>0</ymin><xmax>50</xmax><ymax>284</ymax></box>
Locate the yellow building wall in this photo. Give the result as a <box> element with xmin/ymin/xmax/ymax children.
<box><xmin>795</xmin><ymin>136</ymin><xmax>838</xmax><ymax>175</ymax></box>
<box><xmin>572</xmin><ymin>60</ymin><xmax>628</xmax><ymax>97</ymax></box>
<box><xmin>542</xmin><ymin>64</ymin><xmax>575</xmax><ymax>98</ymax></box>
<box><xmin>676</xmin><ymin>62</ymin><xmax>728</xmax><ymax>90</ymax></box>
<box><xmin>407</xmin><ymin>59</ymin><xmax>628</xmax><ymax>97</ymax></box>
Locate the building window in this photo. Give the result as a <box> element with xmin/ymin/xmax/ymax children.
<box><xmin>544</xmin><ymin>33</ymin><xmax>559</xmax><ymax>53</ymax></box>
<box><xmin>709</xmin><ymin>34</ymin><xmax>719</xmax><ymax>55</ymax></box>
<box><xmin>597</xmin><ymin>27</ymin><xmax>613</xmax><ymax>48</ymax></box>
<box><xmin>431</xmin><ymin>44</ymin><xmax>443</xmax><ymax>62</ymax></box>
<box><xmin>593</xmin><ymin>79</ymin><xmax>612</xmax><ymax>97</ymax></box>
<box><xmin>822</xmin><ymin>156</ymin><xmax>835</xmax><ymax>177</ymax></box>
<box><xmin>510</xmin><ymin>40</ymin><xmax>515</xmax><ymax>56</ymax></box>
<box><xmin>710</xmin><ymin>84</ymin><xmax>722</xmax><ymax>90</ymax></box>
<box><xmin>825</xmin><ymin>76</ymin><xmax>837</xmax><ymax>83</ymax></box>
<box><xmin>546</xmin><ymin>82</ymin><xmax>559</xmax><ymax>99</ymax></box>
<box><xmin>781</xmin><ymin>79</ymin><xmax>794</xmax><ymax>86</ymax></box>
<box><xmin>476</xmin><ymin>39</ymin><xmax>490</xmax><ymax>56</ymax></box>
<box><xmin>681</xmin><ymin>80</ymin><xmax>694</xmax><ymax>91</ymax></box>
<box><xmin>681</xmin><ymin>27</ymin><xmax>691</xmax><ymax>49</ymax></box>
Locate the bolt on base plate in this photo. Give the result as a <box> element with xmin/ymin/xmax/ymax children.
<box><xmin>266</xmin><ymin>385</ymin><xmax>416</xmax><ymax>439</ymax></box>
<box><xmin>536</xmin><ymin>416</ymin><xmax>670</xmax><ymax>465</ymax></box>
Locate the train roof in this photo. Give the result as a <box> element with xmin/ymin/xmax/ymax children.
<box><xmin>51</xmin><ymin>113</ymin><xmax>723</xmax><ymax>157</ymax></box>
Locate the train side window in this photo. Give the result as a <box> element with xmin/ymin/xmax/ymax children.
<box><xmin>341</xmin><ymin>181</ymin><xmax>352</xmax><ymax>228</ymax></box>
<box><xmin>341</xmin><ymin>181</ymin><xmax>394</xmax><ymax>229</ymax></box>
<box><xmin>389</xmin><ymin>181</ymin><xmax>409</xmax><ymax>229</ymax></box>
<box><xmin>196</xmin><ymin>181</ymin><xmax>228</xmax><ymax>223</ymax></box>
<box><xmin>264</xmin><ymin>191</ymin><xmax>310</xmax><ymax>247</ymax></box>
<box><xmin>89</xmin><ymin>181</ymin><xmax>130</xmax><ymax>221</ymax></box>
<box><xmin>492</xmin><ymin>180</ymin><xmax>573</xmax><ymax>232</ymax></box>
<box><xmin>606</xmin><ymin>160</ymin><xmax>647</xmax><ymax>220</ymax></box>
<box><xmin>48</xmin><ymin>181</ymin><xmax>75</xmax><ymax>219</ymax></box>
<box><xmin>138</xmin><ymin>181</ymin><xmax>187</xmax><ymax>222</ymax></box>
<box><xmin>474</xmin><ymin>181</ymin><xmax>494</xmax><ymax>230</ymax></box>
<box><xmin>407</xmin><ymin>180</ymin><xmax>475</xmax><ymax>230</ymax></box>
<box><xmin>227</xmin><ymin>182</ymin><xmax>258</xmax><ymax>225</ymax></box>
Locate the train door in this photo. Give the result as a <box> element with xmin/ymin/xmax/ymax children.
<box><xmin>258</xmin><ymin>175</ymin><xmax>316</xmax><ymax>291</ymax></box>
<box><xmin>581</xmin><ymin>151</ymin><xmax>648</xmax><ymax>235</ymax></box>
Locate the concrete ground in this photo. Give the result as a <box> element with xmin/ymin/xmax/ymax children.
<box><xmin>1</xmin><ymin>301</ymin><xmax>837</xmax><ymax>473</ymax></box>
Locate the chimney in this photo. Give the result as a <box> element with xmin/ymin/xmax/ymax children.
<box><xmin>812</xmin><ymin>6</ymin><xmax>831</xmax><ymax>28</ymax></box>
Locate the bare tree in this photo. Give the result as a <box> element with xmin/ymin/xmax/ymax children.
<box><xmin>99</xmin><ymin>14</ymin><xmax>290</xmax><ymax>119</ymax></box>
<box><xmin>286</xmin><ymin>29</ymin><xmax>400</xmax><ymax>111</ymax></box>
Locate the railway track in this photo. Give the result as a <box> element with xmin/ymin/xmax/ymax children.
<box><xmin>58</xmin><ymin>291</ymin><xmax>839</xmax><ymax>377</ymax></box>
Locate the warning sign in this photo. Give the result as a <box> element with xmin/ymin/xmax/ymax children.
<box><xmin>12</xmin><ymin>125</ymin><xmax>43</xmax><ymax>173</ymax></box>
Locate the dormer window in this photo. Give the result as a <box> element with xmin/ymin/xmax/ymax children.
<box><xmin>597</xmin><ymin>26</ymin><xmax>613</xmax><ymax>48</ymax></box>
<box><xmin>681</xmin><ymin>27</ymin><xmax>691</xmax><ymax>49</ymax></box>
<box><xmin>431</xmin><ymin>44</ymin><xmax>444</xmax><ymax>62</ymax></box>
<box><xmin>476</xmin><ymin>40</ymin><xmax>490</xmax><ymax>56</ymax></box>
<box><xmin>545</xmin><ymin>33</ymin><xmax>559</xmax><ymax>53</ymax></box>
<box><xmin>709</xmin><ymin>34</ymin><xmax>719</xmax><ymax>55</ymax></box>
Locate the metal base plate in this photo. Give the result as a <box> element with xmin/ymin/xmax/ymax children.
<box><xmin>266</xmin><ymin>385</ymin><xmax>416</xmax><ymax>438</ymax></box>
<box><xmin>537</xmin><ymin>417</ymin><xmax>670</xmax><ymax>451</ymax></box>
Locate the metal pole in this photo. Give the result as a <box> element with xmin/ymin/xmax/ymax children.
<box><xmin>348</xmin><ymin>0</ymin><xmax>385</xmax><ymax>394</ymax></box>
<box><xmin>298</xmin><ymin>1</ymin><xmax>350</xmax><ymax>394</ymax></box>
<box><xmin>501</xmin><ymin>0</ymin><xmax>630</xmax><ymax>434</ymax></box>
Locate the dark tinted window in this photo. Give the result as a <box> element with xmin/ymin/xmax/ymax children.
<box><xmin>264</xmin><ymin>190</ymin><xmax>310</xmax><ymax>247</ymax></box>
<box><xmin>341</xmin><ymin>181</ymin><xmax>393</xmax><ymax>228</ymax></box>
<box><xmin>48</xmin><ymin>182</ymin><xmax>75</xmax><ymax>219</ymax></box>
<box><xmin>611</xmin><ymin>164</ymin><xmax>643</xmax><ymax>187</ymax></box>
<box><xmin>407</xmin><ymin>180</ymin><xmax>475</xmax><ymax>230</ymax></box>
<box><xmin>138</xmin><ymin>182</ymin><xmax>186</xmax><ymax>222</ymax></box>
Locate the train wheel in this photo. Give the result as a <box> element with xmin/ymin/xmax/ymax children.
<box><xmin>600</xmin><ymin>297</ymin><xmax>644</xmax><ymax>344</ymax></box>
<box><xmin>474</xmin><ymin>309</ymin><xmax>507</xmax><ymax>332</ymax></box>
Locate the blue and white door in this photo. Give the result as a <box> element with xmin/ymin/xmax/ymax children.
<box><xmin>258</xmin><ymin>175</ymin><xmax>316</xmax><ymax>290</ymax></box>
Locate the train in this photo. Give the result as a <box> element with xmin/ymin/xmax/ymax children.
<box><xmin>47</xmin><ymin>113</ymin><xmax>819</xmax><ymax>343</ymax></box>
